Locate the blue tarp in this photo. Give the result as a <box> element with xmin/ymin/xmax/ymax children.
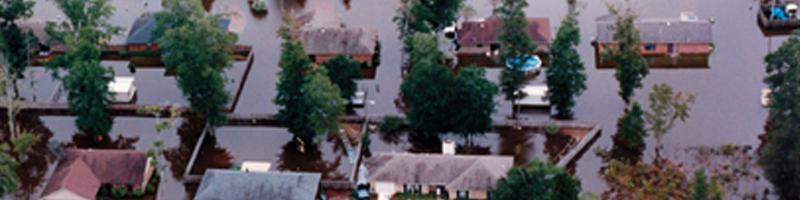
<box><xmin>772</xmin><ymin>6</ymin><xmax>789</xmax><ymax>21</ymax></box>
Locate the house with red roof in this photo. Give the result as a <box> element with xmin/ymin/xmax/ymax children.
<box><xmin>40</xmin><ymin>149</ymin><xmax>155</xmax><ymax>200</ymax></box>
<box><xmin>455</xmin><ymin>17</ymin><xmax>552</xmax><ymax>67</ymax></box>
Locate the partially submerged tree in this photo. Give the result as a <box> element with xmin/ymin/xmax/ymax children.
<box><xmin>400</xmin><ymin>34</ymin><xmax>456</xmax><ymax>135</ymax></box>
<box><xmin>157</xmin><ymin>0</ymin><xmax>236</xmax><ymax>127</ymax></box>
<box><xmin>303</xmin><ymin>67</ymin><xmax>345</xmax><ymax>137</ymax></box>
<box><xmin>546</xmin><ymin>0</ymin><xmax>586</xmax><ymax>119</ymax></box>
<box><xmin>451</xmin><ymin>66</ymin><xmax>498</xmax><ymax>140</ymax></box>
<box><xmin>760</xmin><ymin>31</ymin><xmax>800</xmax><ymax>200</ymax></box>
<box><xmin>393</xmin><ymin>0</ymin><xmax>463</xmax><ymax>37</ymax></box>
<box><xmin>611</xmin><ymin>102</ymin><xmax>647</xmax><ymax>162</ymax></box>
<box><xmin>275</xmin><ymin>38</ymin><xmax>315</xmax><ymax>143</ymax></box>
<box><xmin>323</xmin><ymin>55</ymin><xmax>361</xmax><ymax>99</ymax></box>
<box><xmin>47</xmin><ymin>0</ymin><xmax>119</xmax><ymax>137</ymax></box>
<box><xmin>496</xmin><ymin>0</ymin><xmax>535</xmax><ymax>119</ymax></box>
<box><xmin>491</xmin><ymin>160</ymin><xmax>581</xmax><ymax>200</ymax></box>
<box><xmin>644</xmin><ymin>83</ymin><xmax>695</xmax><ymax>156</ymax></box>
<box><xmin>602</xmin><ymin>159</ymin><xmax>690</xmax><ymax>199</ymax></box>
<box><xmin>0</xmin><ymin>0</ymin><xmax>36</xmax><ymax>98</ymax></box>
<box><xmin>0</xmin><ymin>144</ymin><xmax>16</xmax><ymax>198</ymax></box>
<box><xmin>605</xmin><ymin>3</ymin><xmax>648</xmax><ymax>103</ymax></box>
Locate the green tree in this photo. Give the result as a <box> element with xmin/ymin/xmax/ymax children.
<box><xmin>496</xmin><ymin>0</ymin><xmax>535</xmax><ymax>119</ymax></box>
<box><xmin>760</xmin><ymin>31</ymin><xmax>800</xmax><ymax>200</ymax></box>
<box><xmin>452</xmin><ymin>66</ymin><xmax>498</xmax><ymax>140</ymax></box>
<box><xmin>491</xmin><ymin>160</ymin><xmax>581</xmax><ymax>200</ymax></box>
<box><xmin>0</xmin><ymin>0</ymin><xmax>36</xmax><ymax>97</ymax></box>
<box><xmin>275</xmin><ymin>38</ymin><xmax>317</xmax><ymax>143</ymax></box>
<box><xmin>0</xmin><ymin>144</ymin><xmax>16</xmax><ymax>197</ymax></box>
<box><xmin>157</xmin><ymin>1</ymin><xmax>235</xmax><ymax>126</ymax></box>
<box><xmin>644</xmin><ymin>83</ymin><xmax>695</xmax><ymax>156</ymax></box>
<box><xmin>611</xmin><ymin>102</ymin><xmax>647</xmax><ymax>161</ymax></box>
<box><xmin>47</xmin><ymin>0</ymin><xmax>119</xmax><ymax>137</ymax></box>
<box><xmin>602</xmin><ymin>159</ymin><xmax>690</xmax><ymax>199</ymax></box>
<box><xmin>323</xmin><ymin>55</ymin><xmax>361</xmax><ymax>99</ymax></box>
<box><xmin>400</xmin><ymin>33</ymin><xmax>455</xmax><ymax>135</ymax></box>
<box><xmin>546</xmin><ymin>0</ymin><xmax>586</xmax><ymax>119</ymax></box>
<box><xmin>304</xmin><ymin>67</ymin><xmax>345</xmax><ymax>137</ymax></box>
<box><xmin>605</xmin><ymin>4</ymin><xmax>648</xmax><ymax>103</ymax></box>
<box><xmin>393</xmin><ymin>0</ymin><xmax>463</xmax><ymax>37</ymax></box>
<box><xmin>690</xmin><ymin>168</ymin><xmax>709</xmax><ymax>200</ymax></box>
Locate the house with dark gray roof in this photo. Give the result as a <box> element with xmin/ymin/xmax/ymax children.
<box><xmin>364</xmin><ymin>152</ymin><xmax>513</xmax><ymax>200</ymax></box>
<box><xmin>194</xmin><ymin>169</ymin><xmax>322</xmax><ymax>200</ymax></box>
<box><xmin>126</xmin><ymin>13</ymin><xmax>231</xmax><ymax>51</ymax></box>
<box><xmin>594</xmin><ymin>14</ymin><xmax>714</xmax><ymax>68</ymax></box>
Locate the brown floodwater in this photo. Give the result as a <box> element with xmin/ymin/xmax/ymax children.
<box><xmin>11</xmin><ymin>0</ymin><xmax>776</xmax><ymax>199</ymax></box>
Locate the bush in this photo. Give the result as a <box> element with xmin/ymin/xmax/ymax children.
<box><xmin>545</xmin><ymin>122</ymin><xmax>560</xmax><ymax>135</ymax></box>
<box><xmin>251</xmin><ymin>0</ymin><xmax>267</xmax><ymax>12</ymax></box>
<box><xmin>132</xmin><ymin>187</ymin><xmax>145</xmax><ymax>197</ymax></box>
<box><xmin>380</xmin><ymin>116</ymin><xmax>404</xmax><ymax>134</ymax></box>
<box><xmin>111</xmin><ymin>186</ymin><xmax>128</xmax><ymax>198</ymax></box>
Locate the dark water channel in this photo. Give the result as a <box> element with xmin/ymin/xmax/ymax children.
<box><xmin>7</xmin><ymin>0</ymin><xmax>775</xmax><ymax>199</ymax></box>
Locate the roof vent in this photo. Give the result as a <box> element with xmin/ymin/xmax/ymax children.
<box><xmin>442</xmin><ymin>139</ymin><xmax>456</xmax><ymax>155</ymax></box>
<box><xmin>680</xmin><ymin>12</ymin><xmax>698</xmax><ymax>22</ymax></box>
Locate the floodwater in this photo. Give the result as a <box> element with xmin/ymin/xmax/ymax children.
<box><xmin>9</xmin><ymin>0</ymin><xmax>775</xmax><ymax>199</ymax></box>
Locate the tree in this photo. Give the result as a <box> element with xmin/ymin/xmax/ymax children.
<box><xmin>156</xmin><ymin>0</ymin><xmax>235</xmax><ymax>127</ymax></box>
<box><xmin>644</xmin><ymin>83</ymin><xmax>695</xmax><ymax>156</ymax></box>
<box><xmin>611</xmin><ymin>102</ymin><xmax>647</xmax><ymax>162</ymax></box>
<box><xmin>0</xmin><ymin>0</ymin><xmax>36</xmax><ymax>98</ymax></box>
<box><xmin>496</xmin><ymin>0</ymin><xmax>535</xmax><ymax>119</ymax></box>
<box><xmin>400</xmin><ymin>33</ymin><xmax>456</xmax><ymax>135</ymax></box>
<box><xmin>303</xmin><ymin>67</ymin><xmax>345</xmax><ymax>138</ymax></box>
<box><xmin>0</xmin><ymin>144</ymin><xmax>16</xmax><ymax>198</ymax></box>
<box><xmin>760</xmin><ymin>31</ymin><xmax>800</xmax><ymax>200</ymax></box>
<box><xmin>546</xmin><ymin>0</ymin><xmax>586</xmax><ymax>119</ymax></box>
<box><xmin>491</xmin><ymin>160</ymin><xmax>581</xmax><ymax>200</ymax></box>
<box><xmin>47</xmin><ymin>0</ymin><xmax>119</xmax><ymax>137</ymax></box>
<box><xmin>605</xmin><ymin>3</ymin><xmax>648</xmax><ymax>103</ymax></box>
<box><xmin>690</xmin><ymin>168</ymin><xmax>710</xmax><ymax>200</ymax></box>
<box><xmin>451</xmin><ymin>66</ymin><xmax>498</xmax><ymax>140</ymax></box>
<box><xmin>393</xmin><ymin>0</ymin><xmax>463</xmax><ymax>37</ymax></box>
<box><xmin>602</xmin><ymin>159</ymin><xmax>690</xmax><ymax>199</ymax></box>
<box><xmin>322</xmin><ymin>55</ymin><xmax>361</xmax><ymax>99</ymax></box>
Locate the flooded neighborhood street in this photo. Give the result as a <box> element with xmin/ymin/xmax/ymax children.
<box><xmin>6</xmin><ymin>0</ymin><xmax>777</xmax><ymax>199</ymax></box>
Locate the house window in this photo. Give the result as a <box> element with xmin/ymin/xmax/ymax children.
<box><xmin>414</xmin><ymin>184</ymin><xmax>422</xmax><ymax>194</ymax></box>
<box><xmin>403</xmin><ymin>184</ymin><xmax>410</xmax><ymax>193</ymax></box>
<box><xmin>456</xmin><ymin>190</ymin><xmax>469</xmax><ymax>199</ymax></box>
<box><xmin>668</xmin><ymin>43</ymin><xmax>676</xmax><ymax>53</ymax></box>
<box><xmin>477</xmin><ymin>44</ymin><xmax>484</xmax><ymax>48</ymax></box>
<box><xmin>644</xmin><ymin>43</ymin><xmax>657</xmax><ymax>51</ymax></box>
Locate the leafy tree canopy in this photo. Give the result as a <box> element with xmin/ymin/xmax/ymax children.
<box><xmin>491</xmin><ymin>160</ymin><xmax>581</xmax><ymax>200</ymax></box>
<box><xmin>546</xmin><ymin>0</ymin><xmax>586</xmax><ymax>119</ymax></box>
<box><xmin>323</xmin><ymin>55</ymin><xmax>361</xmax><ymax>99</ymax></box>
<box><xmin>393</xmin><ymin>0</ymin><xmax>463</xmax><ymax>37</ymax></box>
<box><xmin>605</xmin><ymin>3</ymin><xmax>648</xmax><ymax>103</ymax></box>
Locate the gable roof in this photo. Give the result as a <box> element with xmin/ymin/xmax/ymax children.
<box><xmin>299</xmin><ymin>27</ymin><xmax>379</xmax><ymax>55</ymax></box>
<box><xmin>195</xmin><ymin>170</ymin><xmax>322</xmax><ymax>200</ymax></box>
<box><xmin>596</xmin><ymin>16</ymin><xmax>713</xmax><ymax>44</ymax></box>
<box><xmin>127</xmin><ymin>14</ymin><xmax>232</xmax><ymax>44</ymax></box>
<box><xmin>456</xmin><ymin>17</ymin><xmax>551</xmax><ymax>47</ymax></box>
<box><xmin>41</xmin><ymin>159</ymin><xmax>101</xmax><ymax>200</ymax></box>
<box><xmin>365</xmin><ymin>153</ymin><xmax>513</xmax><ymax>191</ymax></box>
<box><xmin>41</xmin><ymin>149</ymin><xmax>149</xmax><ymax>200</ymax></box>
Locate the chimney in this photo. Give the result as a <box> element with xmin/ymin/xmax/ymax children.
<box><xmin>442</xmin><ymin>139</ymin><xmax>456</xmax><ymax>155</ymax></box>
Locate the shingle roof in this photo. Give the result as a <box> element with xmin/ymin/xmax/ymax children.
<box><xmin>299</xmin><ymin>27</ymin><xmax>379</xmax><ymax>55</ymax></box>
<box><xmin>194</xmin><ymin>170</ymin><xmax>322</xmax><ymax>200</ymax></box>
<box><xmin>365</xmin><ymin>153</ymin><xmax>513</xmax><ymax>191</ymax></box>
<box><xmin>456</xmin><ymin>17</ymin><xmax>552</xmax><ymax>47</ymax></box>
<box><xmin>126</xmin><ymin>14</ymin><xmax>232</xmax><ymax>44</ymax></box>
<box><xmin>41</xmin><ymin>149</ymin><xmax>150</xmax><ymax>199</ymax></box>
<box><xmin>596</xmin><ymin>16</ymin><xmax>713</xmax><ymax>43</ymax></box>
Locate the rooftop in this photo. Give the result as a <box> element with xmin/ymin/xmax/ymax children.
<box><xmin>194</xmin><ymin>169</ymin><xmax>321</xmax><ymax>200</ymax></box>
<box><xmin>127</xmin><ymin>14</ymin><xmax>232</xmax><ymax>44</ymax></box>
<box><xmin>365</xmin><ymin>152</ymin><xmax>513</xmax><ymax>191</ymax></box>
<box><xmin>596</xmin><ymin>15</ymin><xmax>713</xmax><ymax>44</ymax></box>
<box><xmin>299</xmin><ymin>27</ymin><xmax>379</xmax><ymax>55</ymax></box>
<box><xmin>41</xmin><ymin>149</ymin><xmax>150</xmax><ymax>200</ymax></box>
<box><xmin>456</xmin><ymin>17</ymin><xmax>552</xmax><ymax>47</ymax></box>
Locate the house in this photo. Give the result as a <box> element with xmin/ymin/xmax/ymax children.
<box><xmin>364</xmin><ymin>152</ymin><xmax>514</xmax><ymax>200</ymax></box>
<box><xmin>126</xmin><ymin>14</ymin><xmax>232</xmax><ymax>52</ymax></box>
<box><xmin>194</xmin><ymin>169</ymin><xmax>321</xmax><ymax>200</ymax></box>
<box><xmin>299</xmin><ymin>27</ymin><xmax>380</xmax><ymax>78</ymax></box>
<box><xmin>594</xmin><ymin>13</ymin><xmax>714</xmax><ymax>68</ymax></box>
<box><xmin>455</xmin><ymin>17</ymin><xmax>552</xmax><ymax>67</ymax></box>
<box><xmin>41</xmin><ymin>149</ymin><xmax>154</xmax><ymax>200</ymax></box>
